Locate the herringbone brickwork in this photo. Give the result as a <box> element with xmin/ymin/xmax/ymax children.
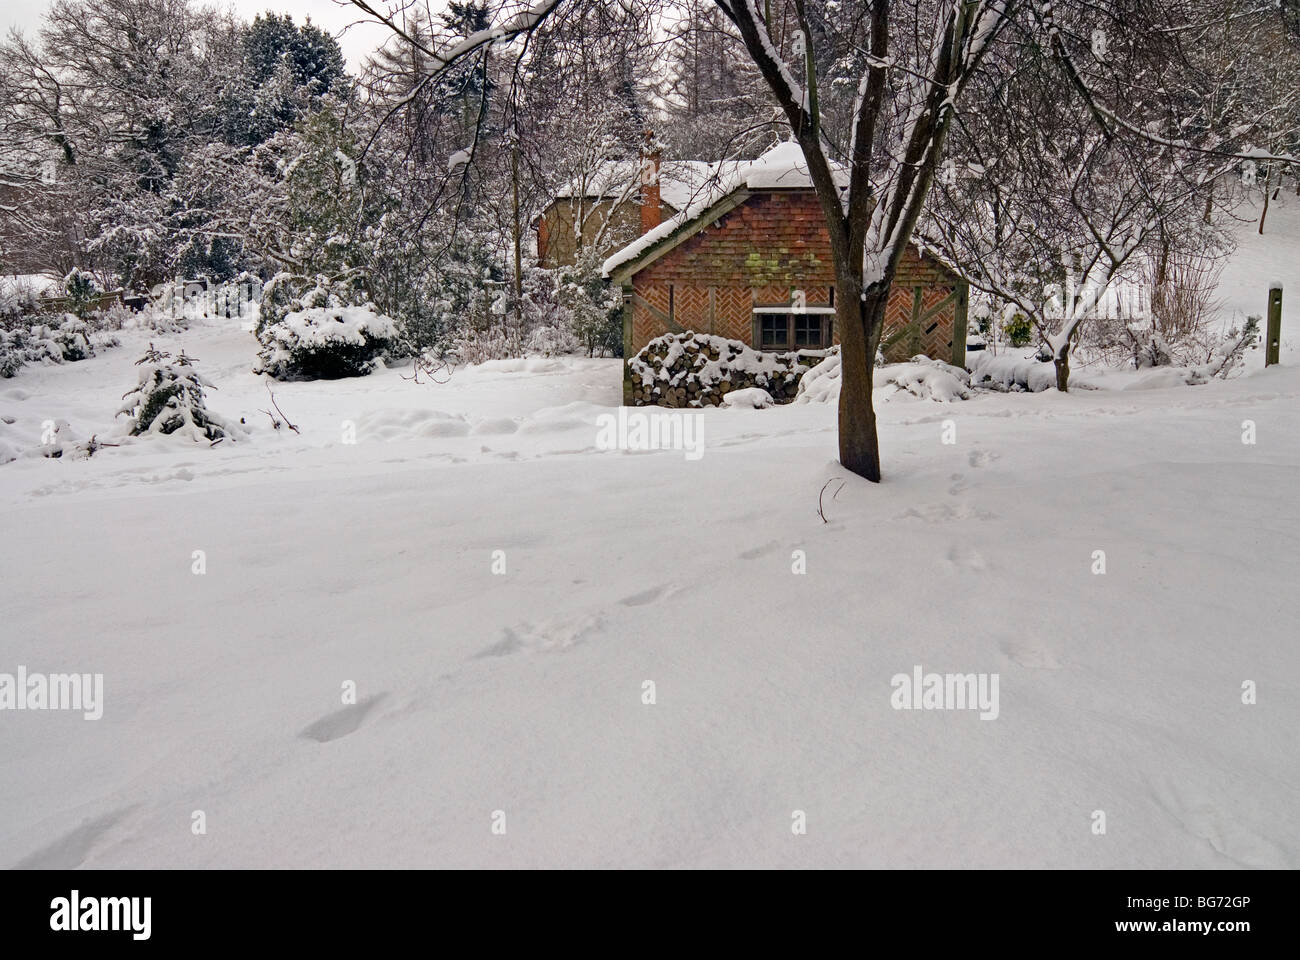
<box><xmin>626</xmin><ymin>190</ymin><xmax>962</xmax><ymax>362</ymax></box>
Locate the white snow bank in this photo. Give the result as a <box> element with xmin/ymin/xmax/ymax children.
<box><xmin>795</xmin><ymin>352</ymin><xmax>841</xmax><ymax>404</ymax></box>
<box><xmin>357</xmin><ymin>408</ymin><xmax>470</xmax><ymax>441</ymax></box>
<box><xmin>968</xmin><ymin>352</ymin><xmax>1059</xmax><ymax>392</ymax></box>
<box><xmin>462</xmin><ymin>357</ymin><xmax>570</xmax><ymax>376</ymax></box>
<box><xmin>6</xmin><ymin>312</ymin><xmax>1300</xmax><ymax>870</ymax></box>
<box><xmin>720</xmin><ymin>386</ymin><xmax>774</xmax><ymax>409</ymax></box>
<box><xmin>797</xmin><ymin>352</ymin><xmax>971</xmax><ymax>403</ymax></box>
<box><xmin>883</xmin><ymin>357</ymin><xmax>972</xmax><ymax>402</ymax></box>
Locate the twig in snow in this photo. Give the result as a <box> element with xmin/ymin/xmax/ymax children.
<box><xmin>818</xmin><ymin>478</ymin><xmax>847</xmax><ymax>523</ymax></box>
<box><xmin>402</xmin><ymin>354</ymin><xmax>455</xmax><ymax>385</ymax></box>
<box><xmin>264</xmin><ymin>382</ymin><xmax>300</xmax><ymax>433</ymax></box>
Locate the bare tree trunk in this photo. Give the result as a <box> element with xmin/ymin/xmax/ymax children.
<box><xmin>1054</xmin><ymin>342</ymin><xmax>1071</xmax><ymax>391</ymax></box>
<box><xmin>511</xmin><ymin>143</ymin><xmax>523</xmax><ymax>331</ymax></box>
<box><xmin>836</xmin><ymin>273</ymin><xmax>884</xmax><ymax>482</ymax></box>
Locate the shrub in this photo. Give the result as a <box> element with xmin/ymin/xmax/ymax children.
<box><xmin>44</xmin><ymin>318</ymin><xmax>94</xmax><ymax>361</ymax></box>
<box><xmin>0</xmin><ymin>334</ymin><xmax>26</xmax><ymax>378</ymax></box>
<box><xmin>1186</xmin><ymin>315</ymin><xmax>1260</xmax><ymax>383</ymax></box>
<box><xmin>525</xmin><ymin>323</ymin><xmax>581</xmax><ymax>357</ymax></box>
<box><xmin>883</xmin><ymin>356</ymin><xmax>972</xmax><ymax>401</ymax></box>
<box><xmin>1002</xmin><ymin>312</ymin><xmax>1034</xmax><ymax>347</ymax></box>
<box><xmin>439</xmin><ymin>325</ymin><xmax>523</xmax><ymax>366</ymax></box>
<box><xmin>118</xmin><ymin>345</ymin><xmax>241</xmax><ymax>441</ymax></box>
<box><xmin>557</xmin><ymin>254</ymin><xmax>622</xmax><ymax>357</ymax></box>
<box><xmin>0</xmin><ymin>315</ymin><xmax>102</xmax><ymax>377</ymax></box>
<box><xmin>63</xmin><ymin>269</ymin><xmax>102</xmax><ymax>320</ymax></box>
<box><xmin>969</xmin><ymin>351</ymin><xmax>1059</xmax><ymax>392</ymax></box>
<box><xmin>255</xmin><ymin>274</ymin><xmax>396</xmax><ymax>380</ymax></box>
<box><xmin>256</xmin><ymin>304</ymin><xmax>397</xmax><ymax>380</ymax></box>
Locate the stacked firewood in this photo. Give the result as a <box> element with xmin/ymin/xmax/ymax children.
<box><xmin>628</xmin><ymin>332</ymin><xmax>829</xmax><ymax>407</ymax></box>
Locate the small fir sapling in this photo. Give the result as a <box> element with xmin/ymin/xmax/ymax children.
<box><xmin>118</xmin><ymin>344</ymin><xmax>241</xmax><ymax>441</ymax></box>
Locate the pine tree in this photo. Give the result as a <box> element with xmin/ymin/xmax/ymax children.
<box><xmin>118</xmin><ymin>344</ymin><xmax>239</xmax><ymax>441</ymax></box>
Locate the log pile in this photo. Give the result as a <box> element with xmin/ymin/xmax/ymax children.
<box><xmin>628</xmin><ymin>332</ymin><xmax>831</xmax><ymax>408</ymax></box>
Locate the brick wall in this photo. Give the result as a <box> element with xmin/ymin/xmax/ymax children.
<box><xmin>626</xmin><ymin>190</ymin><xmax>965</xmax><ymax>364</ymax></box>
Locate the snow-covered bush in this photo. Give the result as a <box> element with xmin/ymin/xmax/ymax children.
<box><xmin>44</xmin><ymin>318</ymin><xmax>94</xmax><ymax>361</ymax></box>
<box><xmin>795</xmin><ymin>349</ymin><xmax>841</xmax><ymax>403</ymax></box>
<box><xmin>1131</xmin><ymin>330</ymin><xmax>1173</xmax><ymax>369</ymax></box>
<box><xmin>439</xmin><ymin>325</ymin><xmax>523</xmax><ymax>366</ymax></box>
<box><xmin>255</xmin><ymin>274</ymin><xmax>395</xmax><ymax>380</ymax></box>
<box><xmin>798</xmin><ymin>351</ymin><xmax>972</xmax><ymax>403</ymax></box>
<box><xmin>62</xmin><ymin>269</ymin><xmax>102</xmax><ymax>320</ymax></box>
<box><xmin>29</xmin><ymin>419</ymin><xmax>115</xmax><ymax>460</ymax></box>
<box><xmin>0</xmin><ymin>279</ymin><xmax>43</xmax><ymax>327</ymax></box>
<box><xmin>721</xmin><ymin>386</ymin><xmax>774</xmax><ymax>408</ymax></box>
<box><xmin>0</xmin><ymin>417</ymin><xmax>94</xmax><ymax>462</ymax></box>
<box><xmin>557</xmin><ymin>253</ymin><xmax>622</xmax><ymax>357</ymax></box>
<box><xmin>883</xmin><ymin>356</ymin><xmax>972</xmax><ymax>401</ymax></box>
<box><xmin>629</xmin><ymin>332</ymin><xmax>829</xmax><ymax>407</ymax></box>
<box><xmin>525</xmin><ymin>323</ymin><xmax>581</xmax><ymax>357</ymax></box>
<box><xmin>118</xmin><ymin>345</ymin><xmax>241</xmax><ymax>441</ymax></box>
<box><xmin>0</xmin><ymin>334</ymin><xmax>27</xmax><ymax>378</ymax></box>
<box><xmin>1185</xmin><ymin>315</ymin><xmax>1260</xmax><ymax>384</ymax></box>
<box><xmin>256</xmin><ymin>304</ymin><xmax>397</xmax><ymax>380</ymax></box>
<box><xmin>0</xmin><ymin>316</ymin><xmax>108</xmax><ymax>377</ymax></box>
<box><xmin>95</xmin><ymin>302</ymin><xmax>134</xmax><ymax>332</ymax></box>
<box><xmin>968</xmin><ymin>351</ymin><xmax>1058</xmax><ymax>392</ymax></box>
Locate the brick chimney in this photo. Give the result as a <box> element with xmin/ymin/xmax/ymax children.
<box><xmin>639</xmin><ymin>131</ymin><xmax>662</xmax><ymax>235</ymax></box>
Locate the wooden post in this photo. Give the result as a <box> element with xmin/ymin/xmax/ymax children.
<box><xmin>951</xmin><ymin>282</ymin><xmax>970</xmax><ymax>368</ymax></box>
<box><xmin>1266</xmin><ymin>284</ymin><xmax>1282</xmax><ymax>367</ymax></box>
<box><xmin>622</xmin><ymin>284</ymin><xmax>635</xmax><ymax>406</ymax></box>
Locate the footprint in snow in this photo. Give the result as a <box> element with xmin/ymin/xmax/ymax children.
<box><xmin>968</xmin><ymin>449</ymin><xmax>1001</xmax><ymax>468</ymax></box>
<box><xmin>299</xmin><ymin>693</ymin><xmax>388</xmax><ymax>744</ymax></box>
<box><xmin>896</xmin><ymin>503</ymin><xmax>996</xmax><ymax>523</ymax></box>
<box><xmin>998</xmin><ymin>638</ymin><xmax>1064</xmax><ymax>670</ymax></box>
<box><xmin>13</xmin><ymin>806</ymin><xmax>136</xmax><ymax>869</ymax></box>
<box><xmin>946</xmin><ymin>545</ymin><xmax>989</xmax><ymax>571</ymax></box>
<box><xmin>618</xmin><ymin>583</ymin><xmax>681</xmax><ymax>606</ymax></box>
<box><xmin>1146</xmin><ymin>776</ymin><xmax>1296</xmax><ymax>868</ymax></box>
<box><xmin>738</xmin><ymin>540</ymin><xmax>782</xmax><ymax>561</ymax></box>
<box><xmin>475</xmin><ymin>615</ymin><xmax>603</xmax><ymax>658</ymax></box>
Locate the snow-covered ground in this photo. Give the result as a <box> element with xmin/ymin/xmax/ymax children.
<box><xmin>2</xmin><ymin>206</ymin><xmax>1298</xmax><ymax>869</ymax></box>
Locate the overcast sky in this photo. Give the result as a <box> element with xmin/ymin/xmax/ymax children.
<box><xmin>2</xmin><ymin>0</ymin><xmax>402</xmax><ymax>67</ymax></box>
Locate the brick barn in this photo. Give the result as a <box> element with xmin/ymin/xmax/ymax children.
<box><xmin>602</xmin><ymin>142</ymin><xmax>969</xmax><ymax>400</ymax></box>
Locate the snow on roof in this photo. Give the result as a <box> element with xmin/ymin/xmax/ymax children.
<box><xmin>738</xmin><ymin>140</ymin><xmax>848</xmax><ymax>190</ymax></box>
<box><xmin>553</xmin><ymin>159</ymin><xmax>721</xmax><ymax>212</ymax></box>
<box><xmin>602</xmin><ymin>141</ymin><xmax>848</xmax><ymax>278</ymax></box>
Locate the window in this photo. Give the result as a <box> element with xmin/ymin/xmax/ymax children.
<box><xmin>760</xmin><ymin>314</ymin><xmax>789</xmax><ymax>349</ymax></box>
<box><xmin>754</xmin><ymin>311</ymin><xmax>833</xmax><ymax>351</ymax></box>
<box><xmin>794</xmin><ymin>313</ymin><xmax>822</xmax><ymax>347</ymax></box>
